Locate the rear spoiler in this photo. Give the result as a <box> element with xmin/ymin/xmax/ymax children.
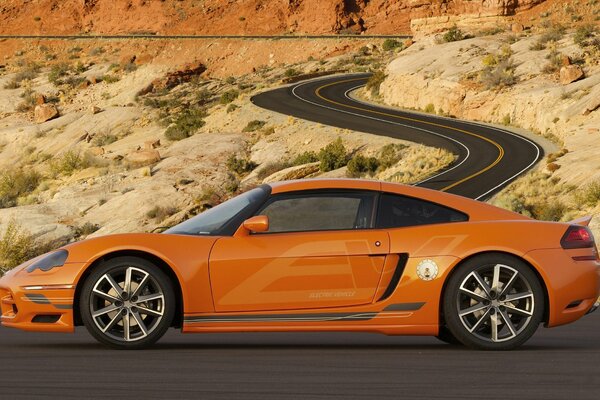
<box><xmin>568</xmin><ymin>216</ymin><xmax>592</xmax><ymax>227</ymax></box>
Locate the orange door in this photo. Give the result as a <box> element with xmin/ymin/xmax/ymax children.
<box><xmin>209</xmin><ymin>230</ymin><xmax>390</xmax><ymax>312</ymax></box>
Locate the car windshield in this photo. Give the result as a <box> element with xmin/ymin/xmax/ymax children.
<box><xmin>164</xmin><ymin>187</ymin><xmax>269</xmax><ymax>236</ymax></box>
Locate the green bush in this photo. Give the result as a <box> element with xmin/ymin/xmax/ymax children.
<box><xmin>318</xmin><ymin>138</ymin><xmax>348</xmax><ymax>172</ymax></box>
<box><xmin>146</xmin><ymin>206</ymin><xmax>177</xmax><ymax>222</ymax></box>
<box><xmin>529</xmin><ymin>201</ymin><xmax>566</xmax><ymax>221</ymax></box>
<box><xmin>220</xmin><ymin>89</ymin><xmax>239</xmax><ymax>105</ymax></box>
<box><xmin>542</xmin><ymin>49</ymin><xmax>563</xmax><ymax>74</ymax></box>
<box><xmin>574</xmin><ymin>24</ymin><xmax>596</xmax><ymax>47</ymax></box>
<box><xmin>48</xmin><ymin>63</ymin><xmax>71</xmax><ymax>85</ymax></box>
<box><xmin>365</xmin><ymin>70</ymin><xmax>386</xmax><ymax>96</ymax></box>
<box><xmin>479</xmin><ymin>58</ymin><xmax>517</xmax><ymax>89</ymax></box>
<box><xmin>347</xmin><ymin>155</ymin><xmax>380</xmax><ymax>177</ymax></box>
<box><xmin>382</xmin><ymin>39</ymin><xmax>402</xmax><ymax>51</ymax></box>
<box><xmin>73</xmin><ymin>222</ymin><xmax>100</xmax><ymax>238</ymax></box>
<box><xmin>164</xmin><ymin>108</ymin><xmax>206</xmax><ymax>141</ymax></box>
<box><xmin>226</xmin><ymin>104</ymin><xmax>239</xmax><ymax>113</ymax></box>
<box><xmin>0</xmin><ymin>220</ymin><xmax>36</xmax><ymax>274</ymax></box>
<box><xmin>284</xmin><ymin>68</ymin><xmax>300</xmax><ymax>78</ymax></box>
<box><xmin>378</xmin><ymin>143</ymin><xmax>405</xmax><ymax>169</ymax></box>
<box><xmin>92</xmin><ymin>133</ymin><xmax>118</xmax><ymax>146</ymax></box>
<box><xmin>575</xmin><ymin>181</ymin><xmax>600</xmax><ymax>207</ymax></box>
<box><xmin>292</xmin><ymin>151</ymin><xmax>319</xmax><ymax>165</ymax></box>
<box><xmin>443</xmin><ymin>25</ymin><xmax>465</xmax><ymax>42</ymax></box>
<box><xmin>424</xmin><ymin>103</ymin><xmax>436</xmax><ymax>113</ymax></box>
<box><xmin>225</xmin><ymin>76</ymin><xmax>236</xmax><ymax>84</ymax></box>
<box><xmin>49</xmin><ymin>150</ymin><xmax>94</xmax><ymax>176</ymax></box>
<box><xmin>0</xmin><ymin>169</ymin><xmax>42</xmax><ymax>208</ymax></box>
<box><xmin>242</xmin><ymin>120</ymin><xmax>266</xmax><ymax>132</ymax></box>
<box><xmin>226</xmin><ymin>155</ymin><xmax>257</xmax><ymax>175</ymax></box>
<box><xmin>256</xmin><ymin>161</ymin><xmax>292</xmax><ymax>181</ymax></box>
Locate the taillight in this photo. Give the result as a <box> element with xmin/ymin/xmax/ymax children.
<box><xmin>561</xmin><ymin>225</ymin><xmax>595</xmax><ymax>249</ymax></box>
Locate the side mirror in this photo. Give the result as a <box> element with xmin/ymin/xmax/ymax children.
<box><xmin>239</xmin><ymin>215</ymin><xmax>269</xmax><ymax>235</ymax></box>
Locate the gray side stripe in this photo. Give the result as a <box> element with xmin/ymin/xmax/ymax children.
<box><xmin>184</xmin><ymin>302</ymin><xmax>426</xmax><ymax>324</ymax></box>
<box><xmin>25</xmin><ymin>293</ymin><xmax>51</xmax><ymax>304</ymax></box>
<box><xmin>383</xmin><ymin>302</ymin><xmax>425</xmax><ymax>312</ymax></box>
<box><xmin>185</xmin><ymin>312</ymin><xmax>378</xmax><ymax>324</ymax></box>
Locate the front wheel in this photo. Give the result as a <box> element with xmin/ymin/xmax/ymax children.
<box><xmin>443</xmin><ymin>254</ymin><xmax>545</xmax><ymax>350</ymax></box>
<box><xmin>80</xmin><ymin>256</ymin><xmax>175</xmax><ymax>349</ymax></box>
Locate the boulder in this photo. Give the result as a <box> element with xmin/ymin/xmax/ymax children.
<box><xmin>511</xmin><ymin>23</ymin><xmax>524</xmax><ymax>33</ymax></box>
<box><xmin>139</xmin><ymin>61</ymin><xmax>206</xmax><ymax>94</ymax></box>
<box><xmin>559</xmin><ymin>65</ymin><xmax>584</xmax><ymax>85</ymax></box>
<box><xmin>127</xmin><ymin>149</ymin><xmax>161</xmax><ymax>167</ymax></box>
<box><xmin>34</xmin><ymin>104</ymin><xmax>59</xmax><ymax>123</ymax></box>
<box><xmin>144</xmin><ymin>139</ymin><xmax>161</xmax><ymax>150</ymax></box>
<box><xmin>560</xmin><ymin>55</ymin><xmax>571</xmax><ymax>66</ymax></box>
<box><xmin>35</xmin><ymin>93</ymin><xmax>46</xmax><ymax>105</ymax></box>
<box><xmin>89</xmin><ymin>105</ymin><xmax>102</xmax><ymax>115</ymax></box>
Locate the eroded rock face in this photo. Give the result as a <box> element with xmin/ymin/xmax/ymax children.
<box><xmin>34</xmin><ymin>104</ymin><xmax>59</xmax><ymax>123</ymax></box>
<box><xmin>140</xmin><ymin>61</ymin><xmax>206</xmax><ymax>95</ymax></box>
<box><xmin>560</xmin><ymin>65</ymin><xmax>585</xmax><ymax>85</ymax></box>
<box><xmin>127</xmin><ymin>149</ymin><xmax>161</xmax><ymax>167</ymax></box>
<box><xmin>0</xmin><ymin>0</ymin><xmax>549</xmax><ymax>36</ymax></box>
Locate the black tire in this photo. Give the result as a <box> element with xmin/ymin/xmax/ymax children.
<box><xmin>435</xmin><ymin>326</ymin><xmax>462</xmax><ymax>345</ymax></box>
<box><xmin>443</xmin><ymin>253</ymin><xmax>544</xmax><ymax>351</ymax></box>
<box><xmin>80</xmin><ymin>256</ymin><xmax>175</xmax><ymax>349</ymax></box>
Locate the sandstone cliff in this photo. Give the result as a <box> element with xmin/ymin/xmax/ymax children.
<box><xmin>0</xmin><ymin>0</ymin><xmax>547</xmax><ymax>36</ymax></box>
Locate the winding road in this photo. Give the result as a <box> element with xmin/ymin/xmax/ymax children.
<box><xmin>252</xmin><ymin>73</ymin><xmax>543</xmax><ymax>200</ymax></box>
<box><xmin>1</xmin><ymin>75</ymin><xmax>598</xmax><ymax>399</ymax></box>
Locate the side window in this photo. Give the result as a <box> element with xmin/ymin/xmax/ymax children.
<box><xmin>376</xmin><ymin>193</ymin><xmax>468</xmax><ymax>229</ymax></box>
<box><xmin>258</xmin><ymin>192</ymin><xmax>375</xmax><ymax>233</ymax></box>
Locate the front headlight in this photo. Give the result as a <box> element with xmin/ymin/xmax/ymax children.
<box><xmin>25</xmin><ymin>250</ymin><xmax>69</xmax><ymax>273</ymax></box>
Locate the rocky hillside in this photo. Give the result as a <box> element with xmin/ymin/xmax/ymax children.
<box><xmin>1</xmin><ymin>0</ymin><xmax>547</xmax><ymax>36</ymax></box>
<box><xmin>365</xmin><ymin>20</ymin><xmax>600</xmax><ymax>236</ymax></box>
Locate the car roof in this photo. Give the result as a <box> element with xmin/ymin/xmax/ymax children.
<box><xmin>268</xmin><ymin>179</ymin><xmax>529</xmax><ymax>222</ymax></box>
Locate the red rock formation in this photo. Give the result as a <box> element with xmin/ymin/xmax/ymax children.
<box><xmin>0</xmin><ymin>0</ymin><xmax>548</xmax><ymax>35</ymax></box>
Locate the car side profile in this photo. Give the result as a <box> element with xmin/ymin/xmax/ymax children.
<box><xmin>1</xmin><ymin>179</ymin><xmax>598</xmax><ymax>350</ymax></box>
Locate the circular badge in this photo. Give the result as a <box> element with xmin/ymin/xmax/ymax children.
<box><xmin>416</xmin><ymin>259</ymin><xmax>438</xmax><ymax>281</ymax></box>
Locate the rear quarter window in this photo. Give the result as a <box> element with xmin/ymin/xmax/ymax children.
<box><xmin>376</xmin><ymin>193</ymin><xmax>468</xmax><ymax>229</ymax></box>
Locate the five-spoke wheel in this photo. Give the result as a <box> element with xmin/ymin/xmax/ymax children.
<box><xmin>443</xmin><ymin>254</ymin><xmax>544</xmax><ymax>350</ymax></box>
<box><xmin>80</xmin><ymin>257</ymin><xmax>175</xmax><ymax>349</ymax></box>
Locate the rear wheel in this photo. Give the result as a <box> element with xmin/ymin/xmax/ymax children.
<box><xmin>80</xmin><ymin>256</ymin><xmax>175</xmax><ymax>349</ymax></box>
<box><xmin>443</xmin><ymin>254</ymin><xmax>544</xmax><ymax>350</ymax></box>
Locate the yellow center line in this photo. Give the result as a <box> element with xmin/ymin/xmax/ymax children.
<box><xmin>313</xmin><ymin>78</ymin><xmax>505</xmax><ymax>192</ymax></box>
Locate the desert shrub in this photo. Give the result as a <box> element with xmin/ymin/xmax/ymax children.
<box><xmin>146</xmin><ymin>206</ymin><xmax>177</xmax><ymax>222</ymax></box>
<box><xmin>89</xmin><ymin>47</ymin><xmax>105</xmax><ymax>56</ymax></box>
<box><xmin>73</xmin><ymin>222</ymin><xmax>100</xmax><ymax>238</ymax></box>
<box><xmin>318</xmin><ymin>138</ymin><xmax>348</xmax><ymax>172</ymax></box>
<box><xmin>242</xmin><ymin>120</ymin><xmax>266</xmax><ymax>132</ymax></box>
<box><xmin>479</xmin><ymin>58</ymin><xmax>516</xmax><ymax>89</ymax></box>
<box><xmin>4</xmin><ymin>64</ymin><xmax>40</xmax><ymax>89</ymax></box>
<box><xmin>378</xmin><ymin>143</ymin><xmax>405</xmax><ymax>169</ymax></box>
<box><xmin>16</xmin><ymin>88</ymin><xmax>38</xmax><ymax>112</ymax></box>
<box><xmin>284</xmin><ymin>68</ymin><xmax>300</xmax><ymax>77</ymax></box>
<box><xmin>443</xmin><ymin>25</ymin><xmax>465</xmax><ymax>42</ymax></box>
<box><xmin>382</xmin><ymin>39</ymin><xmax>402</xmax><ymax>51</ymax></box>
<box><xmin>529</xmin><ymin>201</ymin><xmax>566</xmax><ymax>221</ymax></box>
<box><xmin>122</xmin><ymin>62</ymin><xmax>137</xmax><ymax>72</ymax></box>
<box><xmin>575</xmin><ymin>181</ymin><xmax>600</xmax><ymax>207</ymax></box>
<box><xmin>225</xmin><ymin>76</ymin><xmax>236</xmax><ymax>84</ymax></box>
<box><xmin>502</xmin><ymin>114</ymin><xmax>511</xmax><ymax>126</ymax></box>
<box><xmin>424</xmin><ymin>103</ymin><xmax>436</xmax><ymax>113</ymax></box>
<box><xmin>48</xmin><ymin>63</ymin><xmax>71</xmax><ymax>85</ymax></box>
<box><xmin>530</xmin><ymin>24</ymin><xmax>565</xmax><ymax>50</ymax></box>
<box><xmin>226</xmin><ymin>104</ymin><xmax>239</xmax><ymax>113</ymax></box>
<box><xmin>92</xmin><ymin>133</ymin><xmax>118</xmax><ymax>146</ymax></box>
<box><xmin>49</xmin><ymin>150</ymin><xmax>94</xmax><ymax>176</ymax></box>
<box><xmin>220</xmin><ymin>89</ymin><xmax>239</xmax><ymax>104</ymax></box>
<box><xmin>365</xmin><ymin>70</ymin><xmax>386</xmax><ymax>96</ymax></box>
<box><xmin>292</xmin><ymin>151</ymin><xmax>319</xmax><ymax>165</ymax></box>
<box><xmin>542</xmin><ymin>49</ymin><xmax>563</xmax><ymax>74</ymax></box>
<box><xmin>100</xmin><ymin>74</ymin><xmax>120</xmax><ymax>83</ymax></box>
<box><xmin>197</xmin><ymin>89</ymin><xmax>213</xmax><ymax>104</ymax></box>
<box><xmin>347</xmin><ymin>155</ymin><xmax>380</xmax><ymax>177</ymax></box>
<box><xmin>0</xmin><ymin>169</ymin><xmax>42</xmax><ymax>208</ymax></box>
<box><xmin>164</xmin><ymin>108</ymin><xmax>206</xmax><ymax>141</ymax></box>
<box><xmin>574</xmin><ymin>24</ymin><xmax>597</xmax><ymax>47</ymax></box>
<box><xmin>256</xmin><ymin>160</ymin><xmax>292</xmax><ymax>181</ymax></box>
<box><xmin>0</xmin><ymin>220</ymin><xmax>36</xmax><ymax>274</ymax></box>
<box><xmin>226</xmin><ymin>155</ymin><xmax>257</xmax><ymax>175</ymax></box>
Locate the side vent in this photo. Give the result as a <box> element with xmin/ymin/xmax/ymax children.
<box><xmin>378</xmin><ymin>253</ymin><xmax>409</xmax><ymax>302</ymax></box>
<box><xmin>32</xmin><ymin>315</ymin><xmax>60</xmax><ymax>324</ymax></box>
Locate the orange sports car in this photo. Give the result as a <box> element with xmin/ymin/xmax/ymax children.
<box><xmin>1</xmin><ymin>179</ymin><xmax>599</xmax><ymax>350</ymax></box>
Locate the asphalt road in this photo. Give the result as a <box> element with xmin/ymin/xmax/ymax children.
<box><xmin>252</xmin><ymin>74</ymin><xmax>543</xmax><ymax>200</ymax></box>
<box><xmin>0</xmin><ymin>75</ymin><xmax>592</xmax><ymax>399</ymax></box>
<box><xmin>0</xmin><ymin>316</ymin><xmax>599</xmax><ymax>399</ymax></box>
